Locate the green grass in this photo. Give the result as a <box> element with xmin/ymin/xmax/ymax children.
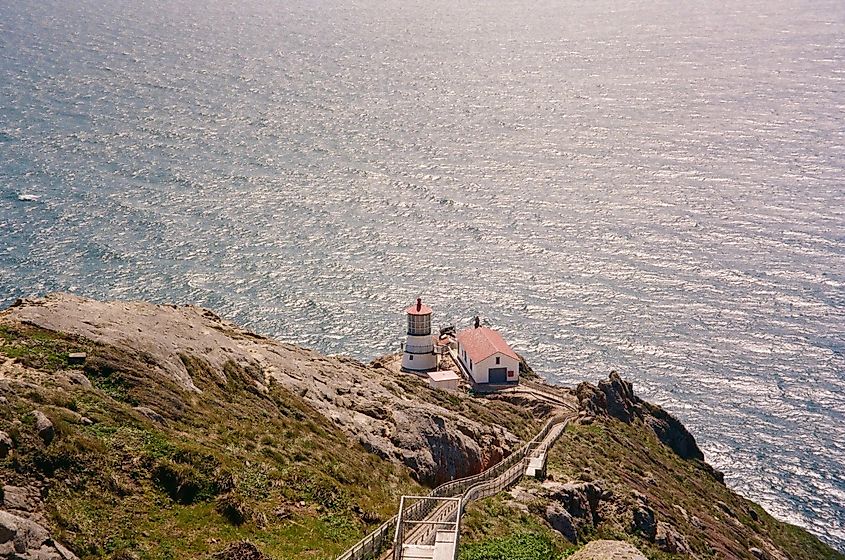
<box><xmin>459</xmin><ymin>533</ymin><xmax>565</xmax><ymax>560</ymax></box>
<box><xmin>460</xmin><ymin>495</ymin><xmax>577</xmax><ymax>560</ymax></box>
<box><xmin>537</xmin><ymin>420</ymin><xmax>845</xmax><ymax>560</ymax></box>
<box><xmin>0</xmin><ymin>324</ymin><xmax>90</xmax><ymax>372</ymax></box>
<box><xmin>0</xmin><ymin>325</ymin><xmax>421</xmax><ymax>559</ymax></box>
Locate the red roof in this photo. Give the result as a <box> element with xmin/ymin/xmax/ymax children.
<box><xmin>457</xmin><ymin>327</ymin><xmax>518</xmax><ymax>362</ymax></box>
<box><xmin>405</xmin><ymin>298</ymin><xmax>432</xmax><ymax>316</ymax></box>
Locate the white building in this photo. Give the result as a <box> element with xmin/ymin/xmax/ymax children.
<box><xmin>456</xmin><ymin>323</ymin><xmax>519</xmax><ymax>385</ymax></box>
<box><xmin>426</xmin><ymin>370</ymin><xmax>461</xmax><ymax>392</ymax></box>
<box><xmin>401</xmin><ymin>298</ymin><xmax>437</xmax><ymax>372</ymax></box>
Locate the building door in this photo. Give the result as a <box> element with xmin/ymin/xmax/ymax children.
<box><xmin>488</xmin><ymin>367</ymin><xmax>508</xmax><ymax>383</ymax></box>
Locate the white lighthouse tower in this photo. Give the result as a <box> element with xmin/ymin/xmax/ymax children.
<box><xmin>401</xmin><ymin>298</ymin><xmax>437</xmax><ymax>372</ymax></box>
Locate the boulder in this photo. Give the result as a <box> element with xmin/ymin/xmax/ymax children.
<box><xmin>655</xmin><ymin>521</ymin><xmax>692</xmax><ymax>554</ymax></box>
<box><xmin>0</xmin><ymin>510</ymin><xmax>78</xmax><ymax>559</ymax></box>
<box><xmin>32</xmin><ymin>411</ymin><xmax>54</xmax><ymax>445</ymax></box>
<box><xmin>632</xmin><ymin>504</ymin><xmax>657</xmax><ymax>539</ymax></box>
<box><xmin>545</xmin><ymin>502</ymin><xmax>578</xmax><ymax>541</ymax></box>
<box><xmin>64</xmin><ymin>371</ymin><xmax>92</xmax><ymax>389</ymax></box>
<box><xmin>0</xmin><ymin>518</ymin><xmax>13</xmax><ymax>544</ymax></box>
<box><xmin>569</xmin><ymin>540</ymin><xmax>648</xmax><ymax>560</ymax></box>
<box><xmin>134</xmin><ymin>406</ymin><xmax>165</xmax><ymax>424</ymax></box>
<box><xmin>0</xmin><ymin>430</ymin><xmax>12</xmax><ymax>459</ymax></box>
<box><xmin>542</xmin><ymin>481</ymin><xmax>609</xmax><ymax>542</ymax></box>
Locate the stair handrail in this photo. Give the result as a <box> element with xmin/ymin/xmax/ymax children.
<box><xmin>334</xmin><ymin>413</ymin><xmax>567</xmax><ymax>560</ymax></box>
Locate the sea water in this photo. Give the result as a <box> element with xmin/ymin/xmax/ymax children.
<box><xmin>1</xmin><ymin>0</ymin><xmax>843</xmax><ymax>550</ymax></box>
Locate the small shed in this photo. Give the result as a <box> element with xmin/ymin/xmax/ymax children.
<box><xmin>426</xmin><ymin>370</ymin><xmax>461</xmax><ymax>392</ymax></box>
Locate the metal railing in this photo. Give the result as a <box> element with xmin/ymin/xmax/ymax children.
<box><xmin>334</xmin><ymin>414</ymin><xmax>572</xmax><ymax>560</ymax></box>
<box><xmin>392</xmin><ymin>496</ymin><xmax>461</xmax><ymax>560</ymax></box>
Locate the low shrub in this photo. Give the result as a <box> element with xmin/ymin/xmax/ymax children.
<box><xmin>215</xmin><ymin>492</ymin><xmax>250</xmax><ymax>526</ymax></box>
<box><xmin>460</xmin><ymin>533</ymin><xmax>557</xmax><ymax>560</ymax></box>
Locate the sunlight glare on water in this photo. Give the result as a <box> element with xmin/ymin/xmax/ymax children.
<box><xmin>1</xmin><ymin>0</ymin><xmax>843</xmax><ymax>550</ymax></box>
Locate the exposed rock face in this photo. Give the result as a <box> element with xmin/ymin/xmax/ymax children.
<box><xmin>644</xmin><ymin>409</ymin><xmax>703</xmax><ymax>461</ymax></box>
<box><xmin>2</xmin><ymin>484</ymin><xmax>48</xmax><ymax>529</ymax></box>
<box><xmin>0</xmin><ymin>431</ymin><xmax>12</xmax><ymax>459</ymax></box>
<box><xmin>568</xmin><ymin>540</ymin><xmax>647</xmax><ymax>560</ymax></box>
<box><xmin>2</xmin><ymin>486</ymin><xmax>42</xmax><ymax>515</ymax></box>
<box><xmin>545</xmin><ymin>502</ymin><xmax>578</xmax><ymax>541</ymax></box>
<box><xmin>655</xmin><ymin>521</ymin><xmax>692</xmax><ymax>554</ymax></box>
<box><xmin>3</xmin><ymin>294</ymin><xmax>528</xmax><ymax>485</ymax></box>
<box><xmin>577</xmin><ymin>371</ymin><xmax>705</xmax><ymax>462</ymax></box>
<box><xmin>32</xmin><ymin>411</ymin><xmax>54</xmax><ymax>445</ymax></box>
<box><xmin>134</xmin><ymin>406</ymin><xmax>166</xmax><ymax>425</ymax></box>
<box><xmin>631</xmin><ymin>503</ymin><xmax>657</xmax><ymax>539</ymax></box>
<box><xmin>0</xmin><ymin>510</ymin><xmax>78</xmax><ymax>559</ymax></box>
<box><xmin>540</xmin><ymin>480</ymin><xmax>610</xmax><ymax>542</ymax></box>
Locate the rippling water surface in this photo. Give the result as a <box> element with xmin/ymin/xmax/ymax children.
<box><xmin>1</xmin><ymin>0</ymin><xmax>843</xmax><ymax>550</ymax></box>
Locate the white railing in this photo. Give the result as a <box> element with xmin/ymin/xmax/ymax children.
<box><xmin>334</xmin><ymin>414</ymin><xmax>572</xmax><ymax>560</ymax></box>
<box><xmin>392</xmin><ymin>496</ymin><xmax>461</xmax><ymax>560</ymax></box>
<box><xmin>404</xmin><ymin>343</ymin><xmax>434</xmax><ymax>354</ymax></box>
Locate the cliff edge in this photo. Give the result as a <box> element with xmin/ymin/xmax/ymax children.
<box><xmin>0</xmin><ymin>294</ymin><xmax>840</xmax><ymax>560</ymax></box>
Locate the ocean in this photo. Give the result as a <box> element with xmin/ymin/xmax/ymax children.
<box><xmin>1</xmin><ymin>0</ymin><xmax>843</xmax><ymax>550</ymax></box>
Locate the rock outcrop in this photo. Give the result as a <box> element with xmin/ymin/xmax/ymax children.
<box><xmin>537</xmin><ymin>480</ymin><xmax>613</xmax><ymax>543</ymax></box>
<box><xmin>2</xmin><ymin>294</ymin><xmax>531</xmax><ymax>485</ymax></box>
<box><xmin>577</xmin><ymin>371</ymin><xmax>705</xmax><ymax>462</ymax></box>
<box><xmin>655</xmin><ymin>520</ymin><xmax>692</xmax><ymax>554</ymax></box>
<box><xmin>0</xmin><ymin>510</ymin><xmax>78</xmax><ymax>560</ymax></box>
<box><xmin>32</xmin><ymin>411</ymin><xmax>54</xmax><ymax>446</ymax></box>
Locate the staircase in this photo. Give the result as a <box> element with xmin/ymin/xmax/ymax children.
<box><xmin>391</xmin><ymin>414</ymin><xmax>572</xmax><ymax>560</ymax></box>
<box><xmin>335</xmin><ymin>412</ymin><xmax>574</xmax><ymax>560</ymax></box>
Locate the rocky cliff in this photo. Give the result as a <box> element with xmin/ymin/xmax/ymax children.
<box><xmin>3</xmin><ymin>294</ymin><xmax>534</xmax><ymax>485</ymax></box>
<box><xmin>0</xmin><ymin>294</ymin><xmax>553</xmax><ymax>559</ymax></box>
<box><xmin>0</xmin><ymin>294</ymin><xmax>841</xmax><ymax>560</ymax></box>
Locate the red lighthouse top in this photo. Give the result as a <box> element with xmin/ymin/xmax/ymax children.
<box><xmin>405</xmin><ymin>297</ymin><xmax>432</xmax><ymax>316</ymax></box>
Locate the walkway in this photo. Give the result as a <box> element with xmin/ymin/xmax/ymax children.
<box><xmin>392</xmin><ymin>414</ymin><xmax>572</xmax><ymax>559</ymax></box>
<box><xmin>335</xmin><ymin>411</ymin><xmax>574</xmax><ymax>560</ymax></box>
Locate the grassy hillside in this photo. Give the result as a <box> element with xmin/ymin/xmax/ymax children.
<box><xmin>459</xmin><ymin>418</ymin><xmax>844</xmax><ymax>560</ymax></box>
<box><xmin>0</xmin><ymin>323</ymin><xmax>419</xmax><ymax>559</ymax></box>
<box><xmin>3</xmin><ymin>316</ymin><xmax>842</xmax><ymax>560</ymax></box>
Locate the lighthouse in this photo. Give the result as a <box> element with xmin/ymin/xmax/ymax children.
<box><xmin>401</xmin><ymin>298</ymin><xmax>437</xmax><ymax>372</ymax></box>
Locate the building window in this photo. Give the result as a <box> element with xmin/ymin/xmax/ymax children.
<box><xmin>409</xmin><ymin>355</ymin><xmax>413</xmax><ymax>361</ymax></box>
<box><xmin>495</xmin><ymin>356</ymin><xmax>500</xmax><ymax>365</ymax></box>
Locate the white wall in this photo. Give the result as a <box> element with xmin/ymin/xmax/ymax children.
<box><xmin>428</xmin><ymin>376</ymin><xmax>460</xmax><ymax>392</ymax></box>
<box><xmin>403</xmin><ymin>333</ymin><xmax>436</xmax><ymax>371</ymax></box>
<box><xmin>475</xmin><ymin>353</ymin><xmax>519</xmax><ymax>384</ymax></box>
<box><xmin>457</xmin><ymin>344</ymin><xmax>519</xmax><ymax>384</ymax></box>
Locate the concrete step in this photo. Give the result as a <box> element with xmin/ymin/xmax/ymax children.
<box><xmin>433</xmin><ymin>531</ymin><xmax>457</xmax><ymax>560</ymax></box>
<box><xmin>402</xmin><ymin>544</ymin><xmax>435</xmax><ymax>559</ymax></box>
